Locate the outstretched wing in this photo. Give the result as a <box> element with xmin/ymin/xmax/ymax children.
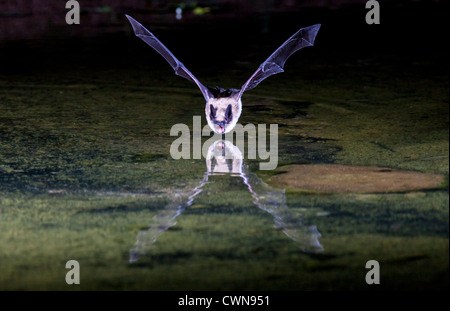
<box><xmin>126</xmin><ymin>15</ymin><xmax>212</xmax><ymax>101</ymax></box>
<box><xmin>238</xmin><ymin>24</ymin><xmax>321</xmax><ymax>99</ymax></box>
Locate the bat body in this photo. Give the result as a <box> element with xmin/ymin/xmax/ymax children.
<box><xmin>126</xmin><ymin>15</ymin><xmax>320</xmax><ymax>134</ymax></box>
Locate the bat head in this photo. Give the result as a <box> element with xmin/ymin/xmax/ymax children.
<box><xmin>205</xmin><ymin>96</ymin><xmax>242</xmax><ymax>134</ymax></box>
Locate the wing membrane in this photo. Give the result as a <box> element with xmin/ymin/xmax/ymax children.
<box><xmin>238</xmin><ymin>24</ymin><xmax>321</xmax><ymax>99</ymax></box>
<box><xmin>126</xmin><ymin>15</ymin><xmax>212</xmax><ymax>101</ymax></box>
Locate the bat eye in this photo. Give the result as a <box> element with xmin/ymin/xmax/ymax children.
<box><xmin>210</xmin><ymin>105</ymin><xmax>216</xmax><ymax>119</ymax></box>
<box><xmin>225</xmin><ymin>104</ymin><xmax>232</xmax><ymax>122</ymax></box>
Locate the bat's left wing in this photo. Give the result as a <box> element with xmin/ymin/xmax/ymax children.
<box><xmin>238</xmin><ymin>24</ymin><xmax>321</xmax><ymax>100</ymax></box>
<box><xmin>126</xmin><ymin>15</ymin><xmax>212</xmax><ymax>101</ymax></box>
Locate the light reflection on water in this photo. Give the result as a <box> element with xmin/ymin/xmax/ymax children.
<box><xmin>130</xmin><ymin>139</ymin><xmax>323</xmax><ymax>263</ymax></box>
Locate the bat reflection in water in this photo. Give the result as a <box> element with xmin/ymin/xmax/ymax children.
<box><xmin>126</xmin><ymin>15</ymin><xmax>321</xmax><ymax>135</ymax></box>
<box><xmin>129</xmin><ymin>140</ymin><xmax>323</xmax><ymax>263</ymax></box>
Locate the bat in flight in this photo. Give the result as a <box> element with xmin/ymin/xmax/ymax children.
<box><xmin>126</xmin><ymin>15</ymin><xmax>320</xmax><ymax>134</ymax></box>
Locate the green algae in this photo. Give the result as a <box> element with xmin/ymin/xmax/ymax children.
<box><xmin>0</xmin><ymin>190</ymin><xmax>447</xmax><ymax>290</ymax></box>
<box><xmin>0</xmin><ymin>33</ymin><xmax>448</xmax><ymax>291</ymax></box>
<box><xmin>290</xmin><ymin>55</ymin><xmax>449</xmax><ymax>175</ymax></box>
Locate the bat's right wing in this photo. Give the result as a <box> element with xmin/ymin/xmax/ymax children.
<box><xmin>126</xmin><ymin>15</ymin><xmax>212</xmax><ymax>101</ymax></box>
<box><xmin>237</xmin><ymin>24</ymin><xmax>321</xmax><ymax>100</ymax></box>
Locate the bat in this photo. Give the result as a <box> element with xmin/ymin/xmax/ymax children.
<box><xmin>125</xmin><ymin>15</ymin><xmax>321</xmax><ymax>134</ymax></box>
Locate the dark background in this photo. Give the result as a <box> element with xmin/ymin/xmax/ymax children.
<box><xmin>0</xmin><ymin>0</ymin><xmax>448</xmax><ymax>76</ymax></box>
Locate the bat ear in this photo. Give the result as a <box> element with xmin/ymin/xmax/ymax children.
<box><xmin>210</xmin><ymin>104</ymin><xmax>216</xmax><ymax>118</ymax></box>
<box><xmin>225</xmin><ymin>104</ymin><xmax>233</xmax><ymax>121</ymax></box>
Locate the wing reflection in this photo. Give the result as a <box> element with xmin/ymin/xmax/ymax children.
<box><xmin>129</xmin><ymin>174</ymin><xmax>208</xmax><ymax>263</ymax></box>
<box><xmin>130</xmin><ymin>140</ymin><xmax>323</xmax><ymax>263</ymax></box>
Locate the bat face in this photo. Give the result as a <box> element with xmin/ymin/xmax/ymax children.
<box><xmin>205</xmin><ymin>97</ymin><xmax>242</xmax><ymax>134</ymax></box>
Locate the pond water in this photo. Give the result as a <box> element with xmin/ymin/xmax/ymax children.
<box><xmin>0</xmin><ymin>9</ymin><xmax>448</xmax><ymax>290</ymax></box>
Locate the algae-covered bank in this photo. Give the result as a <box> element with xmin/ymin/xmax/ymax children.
<box><xmin>0</xmin><ymin>2</ymin><xmax>448</xmax><ymax>291</ymax></box>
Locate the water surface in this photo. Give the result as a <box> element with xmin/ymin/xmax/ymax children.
<box><xmin>0</xmin><ymin>8</ymin><xmax>448</xmax><ymax>290</ymax></box>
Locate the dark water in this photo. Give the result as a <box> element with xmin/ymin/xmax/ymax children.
<box><xmin>0</xmin><ymin>3</ymin><xmax>448</xmax><ymax>290</ymax></box>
